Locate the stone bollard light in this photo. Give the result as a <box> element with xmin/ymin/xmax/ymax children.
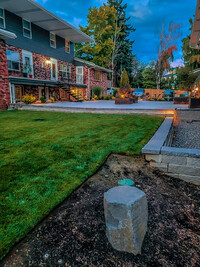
<box><xmin>104</xmin><ymin>186</ymin><xmax>148</xmax><ymax>255</ymax></box>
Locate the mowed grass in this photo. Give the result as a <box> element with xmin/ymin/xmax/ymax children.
<box><xmin>0</xmin><ymin>111</ymin><xmax>163</xmax><ymax>259</ymax></box>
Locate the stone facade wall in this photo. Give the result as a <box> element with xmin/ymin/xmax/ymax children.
<box><xmin>0</xmin><ymin>40</ymin><xmax>10</xmax><ymax>110</ymax></box>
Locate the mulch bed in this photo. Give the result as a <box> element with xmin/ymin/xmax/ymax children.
<box><xmin>2</xmin><ymin>154</ymin><xmax>200</xmax><ymax>267</ymax></box>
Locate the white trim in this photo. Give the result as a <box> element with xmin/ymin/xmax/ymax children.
<box><xmin>22</xmin><ymin>18</ymin><xmax>32</xmax><ymax>39</ymax></box>
<box><xmin>50</xmin><ymin>32</ymin><xmax>56</xmax><ymax>48</ymax></box>
<box><xmin>51</xmin><ymin>58</ymin><xmax>58</xmax><ymax>80</ymax></box>
<box><xmin>76</xmin><ymin>66</ymin><xmax>83</xmax><ymax>84</ymax></box>
<box><xmin>0</xmin><ymin>28</ymin><xmax>16</xmax><ymax>40</ymax></box>
<box><xmin>22</xmin><ymin>50</ymin><xmax>34</xmax><ymax>78</ymax></box>
<box><xmin>7</xmin><ymin>50</ymin><xmax>20</xmax><ymax>71</ymax></box>
<box><xmin>0</xmin><ymin>8</ymin><xmax>6</xmax><ymax>29</ymax></box>
<box><xmin>65</xmin><ymin>40</ymin><xmax>70</xmax><ymax>53</ymax></box>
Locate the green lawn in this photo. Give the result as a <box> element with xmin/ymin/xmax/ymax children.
<box><xmin>0</xmin><ymin>111</ymin><xmax>163</xmax><ymax>259</ymax></box>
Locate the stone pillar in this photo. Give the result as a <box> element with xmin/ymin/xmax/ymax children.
<box><xmin>0</xmin><ymin>39</ymin><xmax>10</xmax><ymax>110</ymax></box>
<box><xmin>104</xmin><ymin>186</ymin><xmax>148</xmax><ymax>255</ymax></box>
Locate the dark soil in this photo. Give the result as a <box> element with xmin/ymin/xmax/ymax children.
<box><xmin>1</xmin><ymin>155</ymin><xmax>200</xmax><ymax>267</ymax></box>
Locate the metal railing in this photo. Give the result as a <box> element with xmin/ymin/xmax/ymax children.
<box><xmin>8</xmin><ymin>63</ymin><xmax>86</xmax><ymax>85</ymax></box>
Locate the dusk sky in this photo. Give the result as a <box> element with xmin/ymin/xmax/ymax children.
<box><xmin>35</xmin><ymin>0</ymin><xmax>197</xmax><ymax>66</ymax></box>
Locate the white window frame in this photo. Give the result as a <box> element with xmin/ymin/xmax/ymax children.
<box><xmin>60</xmin><ymin>64</ymin><xmax>71</xmax><ymax>80</ymax></box>
<box><xmin>6</xmin><ymin>50</ymin><xmax>20</xmax><ymax>71</ymax></box>
<box><xmin>94</xmin><ymin>70</ymin><xmax>101</xmax><ymax>81</ymax></box>
<box><xmin>65</xmin><ymin>40</ymin><xmax>70</xmax><ymax>53</ymax></box>
<box><xmin>23</xmin><ymin>19</ymin><xmax>32</xmax><ymax>39</ymax></box>
<box><xmin>76</xmin><ymin>66</ymin><xmax>83</xmax><ymax>84</ymax></box>
<box><xmin>0</xmin><ymin>8</ymin><xmax>5</xmax><ymax>29</ymax></box>
<box><xmin>50</xmin><ymin>32</ymin><xmax>56</xmax><ymax>48</ymax></box>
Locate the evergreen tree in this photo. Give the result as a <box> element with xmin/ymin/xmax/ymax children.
<box><xmin>142</xmin><ymin>63</ymin><xmax>157</xmax><ymax>89</ymax></box>
<box><xmin>107</xmin><ymin>0</ymin><xmax>135</xmax><ymax>86</ymax></box>
<box><xmin>120</xmin><ymin>69</ymin><xmax>130</xmax><ymax>89</ymax></box>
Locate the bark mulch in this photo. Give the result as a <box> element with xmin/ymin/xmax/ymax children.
<box><xmin>2</xmin><ymin>154</ymin><xmax>200</xmax><ymax>267</ymax></box>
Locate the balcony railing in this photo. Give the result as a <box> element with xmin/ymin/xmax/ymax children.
<box><xmin>8</xmin><ymin>63</ymin><xmax>86</xmax><ymax>85</ymax></box>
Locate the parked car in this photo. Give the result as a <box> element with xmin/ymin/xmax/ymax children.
<box><xmin>163</xmin><ymin>90</ymin><xmax>175</xmax><ymax>101</ymax></box>
<box><xmin>133</xmin><ymin>88</ymin><xmax>145</xmax><ymax>98</ymax></box>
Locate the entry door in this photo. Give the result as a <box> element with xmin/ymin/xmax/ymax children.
<box><xmin>51</xmin><ymin>59</ymin><xmax>57</xmax><ymax>80</ymax></box>
<box><xmin>22</xmin><ymin>50</ymin><xmax>34</xmax><ymax>77</ymax></box>
<box><xmin>15</xmin><ymin>86</ymin><xmax>24</xmax><ymax>102</ymax></box>
<box><xmin>76</xmin><ymin>67</ymin><xmax>83</xmax><ymax>84</ymax></box>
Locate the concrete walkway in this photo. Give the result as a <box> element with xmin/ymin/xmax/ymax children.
<box><xmin>10</xmin><ymin>100</ymin><xmax>188</xmax><ymax>116</ymax></box>
<box><xmin>42</xmin><ymin>100</ymin><xmax>188</xmax><ymax>110</ymax></box>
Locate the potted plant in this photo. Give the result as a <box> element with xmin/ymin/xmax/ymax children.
<box><xmin>23</xmin><ymin>64</ymin><xmax>32</xmax><ymax>78</ymax></box>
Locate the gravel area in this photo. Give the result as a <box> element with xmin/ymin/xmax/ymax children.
<box><xmin>2</xmin><ymin>155</ymin><xmax>200</xmax><ymax>267</ymax></box>
<box><xmin>172</xmin><ymin>121</ymin><xmax>200</xmax><ymax>149</ymax></box>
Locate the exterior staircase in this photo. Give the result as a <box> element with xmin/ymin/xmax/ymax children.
<box><xmin>61</xmin><ymin>86</ymin><xmax>84</xmax><ymax>102</ymax></box>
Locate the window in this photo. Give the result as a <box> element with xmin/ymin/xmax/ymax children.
<box><xmin>60</xmin><ymin>64</ymin><xmax>71</xmax><ymax>79</ymax></box>
<box><xmin>76</xmin><ymin>67</ymin><xmax>83</xmax><ymax>84</ymax></box>
<box><xmin>94</xmin><ymin>70</ymin><xmax>101</xmax><ymax>81</ymax></box>
<box><xmin>7</xmin><ymin>50</ymin><xmax>20</xmax><ymax>71</ymax></box>
<box><xmin>23</xmin><ymin>19</ymin><xmax>32</xmax><ymax>38</ymax></box>
<box><xmin>50</xmin><ymin>33</ymin><xmax>56</xmax><ymax>48</ymax></box>
<box><xmin>65</xmin><ymin>41</ymin><xmax>70</xmax><ymax>53</ymax></box>
<box><xmin>0</xmin><ymin>8</ymin><xmax>5</xmax><ymax>29</ymax></box>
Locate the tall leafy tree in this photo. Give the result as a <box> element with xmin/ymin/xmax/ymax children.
<box><xmin>108</xmin><ymin>0</ymin><xmax>135</xmax><ymax>86</ymax></box>
<box><xmin>75</xmin><ymin>5</ymin><xmax>116</xmax><ymax>68</ymax></box>
<box><xmin>155</xmin><ymin>22</ymin><xmax>181</xmax><ymax>89</ymax></box>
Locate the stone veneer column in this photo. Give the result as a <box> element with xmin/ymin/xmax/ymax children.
<box><xmin>0</xmin><ymin>39</ymin><xmax>10</xmax><ymax>110</ymax></box>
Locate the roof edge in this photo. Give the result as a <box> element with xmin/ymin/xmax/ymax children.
<box><xmin>74</xmin><ymin>57</ymin><xmax>112</xmax><ymax>73</ymax></box>
<box><xmin>28</xmin><ymin>0</ymin><xmax>94</xmax><ymax>43</ymax></box>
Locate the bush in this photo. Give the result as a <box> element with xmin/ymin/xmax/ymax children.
<box><xmin>22</xmin><ymin>94</ymin><xmax>36</xmax><ymax>104</ymax></box>
<box><xmin>112</xmin><ymin>89</ymin><xmax>118</xmax><ymax>97</ymax></box>
<box><xmin>92</xmin><ymin>87</ymin><xmax>103</xmax><ymax>99</ymax></box>
<box><xmin>50</xmin><ymin>97</ymin><xmax>54</xmax><ymax>103</ymax></box>
<box><xmin>40</xmin><ymin>96</ymin><xmax>46</xmax><ymax>103</ymax></box>
<box><xmin>104</xmin><ymin>95</ymin><xmax>113</xmax><ymax>100</ymax></box>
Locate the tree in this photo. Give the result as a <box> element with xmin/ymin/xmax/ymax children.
<box><xmin>75</xmin><ymin>5</ymin><xmax>116</xmax><ymax>68</ymax></box>
<box><xmin>182</xmin><ymin>18</ymin><xmax>200</xmax><ymax>70</ymax></box>
<box><xmin>108</xmin><ymin>0</ymin><xmax>135</xmax><ymax>86</ymax></box>
<box><xmin>155</xmin><ymin>22</ymin><xmax>181</xmax><ymax>89</ymax></box>
<box><xmin>118</xmin><ymin>69</ymin><xmax>131</xmax><ymax>98</ymax></box>
<box><xmin>143</xmin><ymin>62</ymin><xmax>157</xmax><ymax>89</ymax></box>
<box><xmin>120</xmin><ymin>69</ymin><xmax>130</xmax><ymax>89</ymax></box>
<box><xmin>177</xmin><ymin>67</ymin><xmax>198</xmax><ymax>91</ymax></box>
<box><xmin>132</xmin><ymin>62</ymin><xmax>146</xmax><ymax>88</ymax></box>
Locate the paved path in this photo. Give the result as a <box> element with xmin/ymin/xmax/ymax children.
<box><xmin>43</xmin><ymin>100</ymin><xmax>188</xmax><ymax>110</ymax></box>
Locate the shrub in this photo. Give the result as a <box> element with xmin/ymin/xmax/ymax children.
<box><xmin>50</xmin><ymin>97</ymin><xmax>54</xmax><ymax>103</ymax></box>
<box><xmin>112</xmin><ymin>89</ymin><xmax>118</xmax><ymax>97</ymax></box>
<box><xmin>22</xmin><ymin>94</ymin><xmax>35</xmax><ymax>104</ymax></box>
<box><xmin>40</xmin><ymin>96</ymin><xmax>46</xmax><ymax>103</ymax></box>
<box><xmin>92</xmin><ymin>86</ymin><xmax>103</xmax><ymax>99</ymax></box>
<box><xmin>93</xmin><ymin>95</ymin><xmax>98</xmax><ymax>100</ymax></box>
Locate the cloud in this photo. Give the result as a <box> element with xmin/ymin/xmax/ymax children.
<box><xmin>55</xmin><ymin>11</ymin><xmax>68</xmax><ymax>18</ymax></box>
<box><xmin>70</xmin><ymin>17</ymin><xmax>83</xmax><ymax>28</ymax></box>
<box><xmin>171</xmin><ymin>59</ymin><xmax>184</xmax><ymax>68</ymax></box>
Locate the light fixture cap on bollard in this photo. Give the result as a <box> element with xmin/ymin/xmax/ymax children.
<box><xmin>118</xmin><ymin>179</ymin><xmax>134</xmax><ymax>186</ymax></box>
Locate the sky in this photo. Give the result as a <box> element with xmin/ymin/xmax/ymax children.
<box><xmin>35</xmin><ymin>0</ymin><xmax>197</xmax><ymax>67</ymax></box>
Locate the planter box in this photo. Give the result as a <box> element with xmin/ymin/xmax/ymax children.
<box><xmin>189</xmin><ymin>98</ymin><xmax>200</xmax><ymax>108</ymax></box>
<box><xmin>174</xmin><ymin>97</ymin><xmax>189</xmax><ymax>104</ymax></box>
<box><xmin>115</xmin><ymin>98</ymin><xmax>138</xmax><ymax>105</ymax></box>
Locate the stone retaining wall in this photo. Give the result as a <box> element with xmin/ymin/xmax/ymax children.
<box><xmin>142</xmin><ymin>115</ymin><xmax>200</xmax><ymax>185</ymax></box>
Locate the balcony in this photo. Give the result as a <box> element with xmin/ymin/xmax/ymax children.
<box><xmin>8</xmin><ymin>63</ymin><xmax>86</xmax><ymax>87</ymax></box>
